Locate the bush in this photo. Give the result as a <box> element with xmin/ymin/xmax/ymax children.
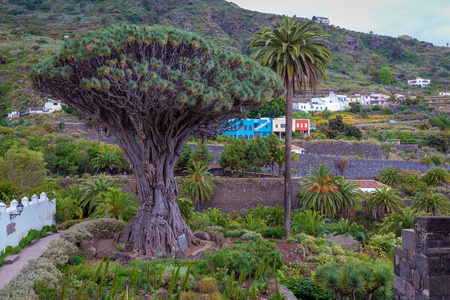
<box><xmin>241</xmin><ymin>231</ymin><xmax>263</xmax><ymax>241</ymax></box>
<box><xmin>224</xmin><ymin>229</ymin><xmax>249</xmax><ymax>238</ymax></box>
<box><xmin>60</xmin><ymin>218</ymin><xmax>125</xmax><ymax>243</ymax></box>
<box><xmin>382</xmin><ymin>106</ymin><xmax>393</xmax><ymax>115</ymax></box>
<box><xmin>281</xmin><ymin>276</ymin><xmax>333</xmax><ymax>300</ymax></box>
<box><xmin>42</xmin><ymin>239</ymin><xmax>78</xmax><ymax>266</ymax></box>
<box><xmin>368</xmin><ymin>233</ymin><xmax>402</xmax><ymax>257</ymax></box>
<box><xmin>206</xmin><ymin>240</ymin><xmax>283</xmax><ymax>276</ymax></box>
<box><xmin>262</xmin><ymin>227</ymin><xmax>287</xmax><ymax>239</ymax></box>
<box><xmin>0</xmin><ymin>258</ymin><xmax>61</xmax><ymax>299</ymax></box>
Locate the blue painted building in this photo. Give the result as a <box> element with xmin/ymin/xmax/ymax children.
<box><xmin>253</xmin><ymin>118</ymin><xmax>272</xmax><ymax>137</ymax></box>
<box><xmin>223</xmin><ymin>119</ymin><xmax>256</xmax><ymax>139</ymax></box>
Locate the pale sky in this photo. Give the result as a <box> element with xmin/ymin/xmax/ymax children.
<box><xmin>228</xmin><ymin>0</ymin><xmax>450</xmax><ymax>46</ymax></box>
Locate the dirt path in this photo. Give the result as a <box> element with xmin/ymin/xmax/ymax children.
<box><xmin>0</xmin><ymin>233</ymin><xmax>60</xmax><ymax>291</ymax></box>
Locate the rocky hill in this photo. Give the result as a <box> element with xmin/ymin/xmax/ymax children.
<box><xmin>1</xmin><ymin>0</ymin><xmax>450</xmax><ymax>110</ymax></box>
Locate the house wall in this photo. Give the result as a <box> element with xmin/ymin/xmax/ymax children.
<box><xmin>394</xmin><ymin>217</ymin><xmax>450</xmax><ymax>300</ymax></box>
<box><xmin>0</xmin><ymin>193</ymin><xmax>56</xmax><ymax>252</ymax></box>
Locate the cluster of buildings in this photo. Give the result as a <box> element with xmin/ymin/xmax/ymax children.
<box><xmin>223</xmin><ymin>118</ymin><xmax>311</xmax><ymax>140</ymax></box>
<box><xmin>7</xmin><ymin>99</ymin><xmax>62</xmax><ymax>119</ymax></box>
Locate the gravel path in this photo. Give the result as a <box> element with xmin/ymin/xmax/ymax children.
<box><xmin>0</xmin><ymin>233</ymin><xmax>60</xmax><ymax>290</ymax></box>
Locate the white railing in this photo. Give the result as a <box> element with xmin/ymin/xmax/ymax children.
<box><xmin>0</xmin><ymin>192</ymin><xmax>56</xmax><ymax>252</ymax></box>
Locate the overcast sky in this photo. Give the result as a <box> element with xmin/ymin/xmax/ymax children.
<box><xmin>228</xmin><ymin>0</ymin><xmax>450</xmax><ymax>46</ymax></box>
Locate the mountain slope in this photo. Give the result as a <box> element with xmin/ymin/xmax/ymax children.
<box><xmin>1</xmin><ymin>0</ymin><xmax>450</xmax><ymax>110</ymax></box>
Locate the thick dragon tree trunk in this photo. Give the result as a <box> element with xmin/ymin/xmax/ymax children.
<box><xmin>114</xmin><ymin>134</ymin><xmax>198</xmax><ymax>255</ymax></box>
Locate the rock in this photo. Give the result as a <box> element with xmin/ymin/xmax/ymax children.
<box><xmin>194</xmin><ymin>232</ymin><xmax>211</xmax><ymax>241</ymax></box>
<box><xmin>175</xmin><ymin>250</ymin><xmax>187</xmax><ymax>260</ymax></box>
<box><xmin>211</xmin><ymin>234</ymin><xmax>224</xmax><ymax>245</ymax></box>
<box><xmin>98</xmin><ymin>229</ymin><xmax>115</xmax><ymax>239</ymax></box>
<box><xmin>156</xmin><ymin>288</ymin><xmax>171</xmax><ymax>300</ymax></box>
<box><xmin>327</xmin><ymin>234</ymin><xmax>360</xmax><ymax>251</ymax></box>
<box><xmin>177</xmin><ymin>234</ymin><xmax>188</xmax><ymax>252</ymax></box>
<box><xmin>4</xmin><ymin>255</ymin><xmax>20</xmax><ymax>264</ymax></box>
<box><xmin>96</xmin><ymin>250</ymin><xmax>134</xmax><ymax>263</ymax></box>
<box><xmin>80</xmin><ymin>239</ymin><xmax>96</xmax><ymax>251</ymax></box>
<box><xmin>189</xmin><ymin>251</ymin><xmax>205</xmax><ymax>260</ymax></box>
<box><xmin>86</xmin><ymin>247</ymin><xmax>97</xmax><ymax>256</ymax></box>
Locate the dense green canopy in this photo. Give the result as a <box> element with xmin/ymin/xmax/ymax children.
<box><xmin>31</xmin><ymin>24</ymin><xmax>282</xmax><ymax>137</ymax></box>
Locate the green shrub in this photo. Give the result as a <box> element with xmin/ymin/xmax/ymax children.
<box><xmin>67</xmin><ymin>255</ymin><xmax>85</xmax><ymax>265</ymax></box>
<box><xmin>368</xmin><ymin>233</ymin><xmax>402</xmax><ymax>257</ymax></box>
<box><xmin>206</xmin><ymin>240</ymin><xmax>282</xmax><ymax>276</ymax></box>
<box><xmin>262</xmin><ymin>227</ymin><xmax>287</xmax><ymax>239</ymax></box>
<box><xmin>0</xmin><ymin>258</ymin><xmax>61</xmax><ymax>299</ymax></box>
<box><xmin>241</xmin><ymin>231</ymin><xmax>263</xmax><ymax>241</ymax></box>
<box><xmin>281</xmin><ymin>276</ymin><xmax>333</xmax><ymax>300</ymax></box>
<box><xmin>60</xmin><ymin>218</ymin><xmax>125</xmax><ymax>243</ymax></box>
<box><xmin>60</xmin><ymin>219</ymin><xmax>83</xmax><ymax>229</ymax></box>
<box><xmin>224</xmin><ymin>229</ymin><xmax>249</xmax><ymax>238</ymax></box>
<box><xmin>42</xmin><ymin>239</ymin><xmax>78</xmax><ymax>266</ymax></box>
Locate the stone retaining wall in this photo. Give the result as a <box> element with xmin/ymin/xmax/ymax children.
<box><xmin>394</xmin><ymin>217</ymin><xmax>450</xmax><ymax>300</ymax></box>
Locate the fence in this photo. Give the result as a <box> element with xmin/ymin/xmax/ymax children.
<box><xmin>0</xmin><ymin>192</ymin><xmax>56</xmax><ymax>252</ymax></box>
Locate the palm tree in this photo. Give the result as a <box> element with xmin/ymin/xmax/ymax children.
<box><xmin>326</xmin><ymin>218</ymin><xmax>365</xmax><ymax>237</ymax></box>
<box><xmin>273</xmin><ymin>146</ymin><xmax>299</xmax><ymax>177</ymax></box>
<box><xmin>91</xmin><ymin>186</ymin><xmax>138</xmax><ymax>221</ymax></box>
<box><xmin>248</xmin><ymin>17</ymin><xmax>332</xmax><ymax>238</ymax></box>
<box><xmin>334</xmin><ymin>177</ymin><xmax>364</xmax><ymax>218</ymax></box>
<box><xmin>377</xmin><ymin>207</ymin><xmax>429</xmax><ymax>236</ymax></box>
<box><xmin>299</xmin><ymin>164</ymin><xmax>342</xmax><ymax>217</ymax></box>
<box><xmin>80</xmin><ymin>173</ymin><xmax>115</xmax><ymax>216</ymax></box>
<box><xmin>377</xmin><ymin>166</ymin><xmax>402</xmax><ymax>186</ymax></box>
<box><xmin>380</xmin><ymin>143</ymin><xmax>397</xmax><ymax>160</ymax></box>
<box><xmin>367</xmin><ymin>187</ymin><xmax>403</xmax><ymax>219</ymax></box>
<box><xmin>93</xmin><ymin>151</ymin><xmax>120</xmax><ymax>175</ymax></box>
<box><xmin>412</xmin><ymin>191</ymin><xmax>450</xmax><ymax>216</ymax></box>
<box><xmin>421</xmin><ymin>167</ymin><xmax>450</xmax><ymax>186</ymax></box>
<box><xmin>238</xmin><ymin>214</ymin><xmax>267</xmax><ymax>232</ymax></box>
<box><xmin>180</xmin><ymin>162</ymin><xmax>215</xmax><ymax>209</ymax></box>
<box><xmin>175</xmin><ymin>191</ymin><xmax>195</xmax><ymax>225</ymax></box>
<box><xmin>291</xmin><ymin>210</ymin><xmax>328</xmax><ymax>236</ymax></box>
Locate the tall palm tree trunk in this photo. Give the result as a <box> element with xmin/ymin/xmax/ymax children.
<box><xmin>284</xmin><ymin>76</ymin><xmax>293</xmax><ymax>238</ymax></box>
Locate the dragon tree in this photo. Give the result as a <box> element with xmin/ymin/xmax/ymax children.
<box><xmin>31</xmin><ymin>24</ymin><xmax>282</xmax><ymax>255</ymax></box>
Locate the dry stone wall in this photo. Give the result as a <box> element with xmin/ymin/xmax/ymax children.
<box><xmin>394</xmin><ymin>217</ymin><xmax>450</xmax><ymax>300</ymax></box>
<box><xmin>197</xmin><ymin>178</ymin><xmax>302</xmax><ymax>213</ymax></box>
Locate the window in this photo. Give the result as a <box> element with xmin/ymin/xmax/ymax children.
<box><xmin>244</xmin><ymin>135</ymin><xmax>248</xmax><ymax>139</ymax></box>
<box><xmin>301</xmin><ymin>123</ymin><xmax>303</xmax><ymax>128</ymax></box>
<box><xmin>249</xmin><ymin>125</ymin><xmax>252</xmax><ymax>130</ymax></box>
<box><xmin>249</xmin><ymin>135</ymin><xmax>253</xmax><ymax>139</ymax></box>
<box><xmin>263</xmin><ymin>133</ymin><xmax>267</xmax><ymax>136</ymax></box>
<box><xmin>275</xmin><ymin>124</ymin><xmax>278</xmax><ymax>128</ymax></box>
<box><xmin>238</xmin><ymin>125</ymin><xmax>242</xmax><ymax>130</ymax></box>
<box><xmin>281</xmin><ymin>124</ymin><xmax>285</xmax><ymax>128</ymax></box>
<box><xmin>244</xmin><ymin>125</ymin><xmax>247</xmax><ymax>130</ymax></box>
<box><xmin>238</xmin><ymin>135</ymin><xmax>243</xmax><ymax>139</ymax></box>
<box><xmin>266</xmin><ymin>125</ymin><xmax>268</xmax><ymax>129</ymax></box>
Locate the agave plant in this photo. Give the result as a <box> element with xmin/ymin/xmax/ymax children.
<box><xmin>291</xmin><ymin>210</ymin><xmax>328</xmax><ymax>236</ymax></box>
<box><xmin>313</xmin><ymin>260</ymin><xmax>393</xmax><ymax>300</ymax></box>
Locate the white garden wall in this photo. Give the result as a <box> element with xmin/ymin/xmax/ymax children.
<box><xmin>0</xmin><ymin>192</ymin><xmax>56</xmax><ymax>252</ymax></box>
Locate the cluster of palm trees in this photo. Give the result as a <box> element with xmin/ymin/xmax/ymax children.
<box><xmin>57</xmin><ymin>174</ymin><xmax>138</xmax><ymax>223</ymax></box>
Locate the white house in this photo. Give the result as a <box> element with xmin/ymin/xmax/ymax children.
<box><xmin>358</xmin><ymin>93</ymin><xmax>390</xmax><ymax>106</ymax></box>
<box><xmin>408</xmin><ymin>77</ymin><xmax>430</xmax><ymax>87</ymax></box>
<box><xmin>291</xmin><ymin>145</ymin><xmax>306</xmax><ymax>155</ymax></box>
<box><xmin>44</xmin><ymin>99</ymin><xmax>62</xmax><ymax>113</ymax></box>
<box><xmin>7</xmin><ymin>111</ymin><xmax>20</xmax><ymax>119</ymax></box>
<box><xmin>438</xmin><ymin>92</ymin><xmax>450</xmax><ymax>96</ymax></box>
<box><xmin>297</xmin><ymin>92</ymin><xmax>349</xmax><ymax>112</ymax></box>
<box><xmin>29</xmin><ymin>106</ymin><xmax>44</xmax><ymax>114</ymax></box>
<box><xmin>313</xmin><ymin>16</ymin><xmax>330</xmax><ymax>25</ymax></box>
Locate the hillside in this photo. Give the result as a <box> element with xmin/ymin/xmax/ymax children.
<box><xmin>1</xmin><ymin>0</ymin><xmax>450</xmax><ymax>110</ymax></box>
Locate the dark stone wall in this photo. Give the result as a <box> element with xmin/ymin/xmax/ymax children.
<box><xmin>394</xmin><ymin>217</ymin><xmax>450</xmax><ymax>300</ymax></box>
<box><xmin>198</xmin><ymin>178</ymin><xmax>302</xmax><ymax>213</ymax></box>
<box><xmin>204</xmin><ymin>145</ymin><xmax>437</xmax><ymax>179</ymax></box>
<box><xmin>294</xmin><ymin>140</ymin><xmax>383</xmax><ymax>159</ymax></box>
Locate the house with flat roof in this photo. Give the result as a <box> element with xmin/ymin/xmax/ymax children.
<box><xmin>408</xmin><ymin>77</ymin><xmax>430</xmax><ymax>87</ymax></box>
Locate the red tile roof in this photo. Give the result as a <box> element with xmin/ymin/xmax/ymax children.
<box><xmin>352</xmin><ymin>180</ymin><xmax>388</xmax><ymax>188</ymax></box>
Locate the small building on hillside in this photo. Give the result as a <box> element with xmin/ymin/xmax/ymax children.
<box><xmin>223</xmin><ymin>119</ymin><xmax>255</xmax><ymax>140</ymax></box>
<box><xmin>294</xmin><ymin>119</ymin><xmax>310</xmax><ymax>135</ymax></box>
<box><xmin>291</xmin><ymin>145</ymin><xmax>305</xmax><ymax>155</ymax></box>
<box><xmin>438</xmin><ymin>92</ymin><xmax>450</xmax><ymax>96</ymax></box>
<box><xmin>313</xmin><ymin>16</ymin><xmax>330</xmax><ymax>25</ymax></box>
<box><xmin>44</xmin><ymin>99</ymin><xmax>62</xmax><ymax>113</ymax></box>
<box><xmin>298</xmin><ymin>92</ymin><xmax>349</xmax><ymax>112</ymax></box>
<box><xmin>352</xmin><ymin>180</ymin><xmax>389</xmax><ymax>193</ymax></box>
<box><xmin>29</xmin><ymin>106</ymin><xmax>44</xmax><ymax>114</ymax></box>
<box><xmin>408</xmin><ymin>77</ymin><xmax>430</xmax><ymax>87</ymax></box>
<box><xmin>7</xmin><ymin>111</ymin><xmax>20</xmax><ymax>119</ymax></box>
